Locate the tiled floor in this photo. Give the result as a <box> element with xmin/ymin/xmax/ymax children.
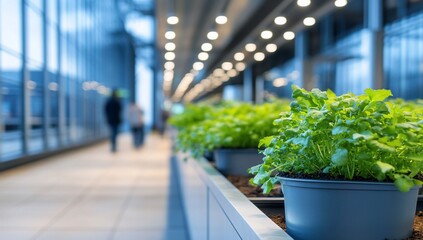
<box><xmin>0</xmin><ymin>134</ymin><xmax>189</xmax><ymax>240</ymax></box>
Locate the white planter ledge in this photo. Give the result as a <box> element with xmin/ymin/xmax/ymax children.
<box><xmin>175</xmin><ymin>153</ymin><xmax>293</xmax><ymax>240</ymax></box>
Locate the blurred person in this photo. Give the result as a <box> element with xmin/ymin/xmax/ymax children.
<box><xmin>128</xmin><ymin>102</ymin><xmax>144</xmax><ymax>148</ymax></box>
<box><xmin>104</xmin><ymin>89</ymin><xmax>122</xmax><ymax>152</ymax></box>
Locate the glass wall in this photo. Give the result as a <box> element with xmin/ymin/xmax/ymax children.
<box><xmin>0</xmin><ymin>0</ymin><xmax>135</xmax><ymax>162</ymax></box>
<box><xmin>259</xmin><ymin>0</ymin><xmax>423</xmax><ymax>101</ymax></box>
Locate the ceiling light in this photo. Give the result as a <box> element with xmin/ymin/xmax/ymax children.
<box><xmin>234</xmin><ymin>52</ymin><xmax>245</xmax><ymax>61</ymax></box>
<box><xmin>164</xmin><ymin>72</ymin><xmax>174</xmax><ymax>81</ymax></box>
<box><xmin>198</xmin><ymin>52</ymin><xmax>209</xmax><ymax>61</ymax></box>
<box><xmin>164</xmin><ymin>52</ymin><xmax>175</xmax><ymax>61</ymax></box>
<box><xmin>235</xmin><ymin>62</ymin><xmax>246</xmax><ymax>71</ymax></box>
<box><xmin>245</xmin><ymin>43</ymin><xmax>256</xmax><ymax>52</ymax></box>
<box><xmin>297</xmin><ymin>0</ymin><xmax>311</xmax><ymax>7</ymax></box>
<box><xmin>201</xmin><ymin>43</ymin><xmax>213</xmax><ymax>52</ymax></box>
<box><xmin>227</xmin><ymin>69</ymin><xmax>237</xmax><ymax>77</ymax></box>
<box><xmin>164</xmin><ymin>62</ymin><xmax>174</xmax><ymax>70</ymax></box>
<box><xmin>222</xmin><ymin>75</ymin><xmax>230</xmax><ymax>82</ymax></box>
<box><xmin>193</xmin><ymin>62</ymin><xmax>204</xmax><ymax>71</ymax></box>
<box><xmin>261</xmin><ymin>30</ymin><xmax>273</xmax><ymax>39</ymax></box>
<box><xmin>274</xmin><ymin>16</ymin><xmax>287</xmax><ymax>25</ymax></box>
<box><xmin>334</xmin><ymin>0</ymin><xmax>347</xmax><ymax>7</ymax></box>
<box><xmin>303</xmin><ymin>17</ymin><xmax>316</xmax><ymax>26</ymax></box>
<box><xmin>221</xmin><ymin>62</ymin><xmax>233</xmax><ymax>71</ymax></box>
<box><xmin>165</xmin><ymin>42</ymin><xmax>176</xmax><ymax>51</ymax></box>
<box><xmin>167</xmin><ymin>16</ymin><xmax>179</xmax><ymax>25</ymax></box>
<box><xmin>215</xmin><ymin>15</ymin><xmax>227</xmax><ymax>24</ymax></box>
<box><xmin>165</xmin><ymin>31</ymin><xmax>175</xmax><ymax>40</ymax></box>
<box><xmin>266</xmin><ymin>43</ymin><xmax>277</xmax><ymax>53</ymax></box>
<box><xmin>207</xmin><ymin>31</ymin><xmax>219</xmax><ymax>40</ymax></box>
<box><xmin>283</xmin><ymin>31</ymin><xmax>295</xmax><ymax>40</ymax></box>
<box><xmin>273</xmin><ymin>78</ymin><xmax>288</xmax><ymax>87</ymax></box>
<box><xmin>254</xmin><ymin>52</ymin><xmax>265</xmax><ymax>61</ymax></box>
<box><xmin>214</xmin><ymin>68</ymin><xmax>224</xmax><ymax>76</ymax></box>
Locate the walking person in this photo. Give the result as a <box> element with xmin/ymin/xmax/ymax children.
<box><xmin>104</xmin><ymin>89</ymin><xmax>122</xmax><ymax>152</ymax></box>
<box><xmin>128</xmin><ymin>101</ymin><xmax>144</xmax><ymax>148</ymax></box>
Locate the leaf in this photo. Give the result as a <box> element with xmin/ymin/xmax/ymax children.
<box><xmin>331</xmin><ymin>148</ymin><xmax>348</xmax><ymax>166</ymax></box>
<box><xmin>375</xmin><ymin>161</ymin><xmax>395</xmax><ymax>173</ymax></box>
<box><xmin>332</xmin><ymin>126</ymin><xmax>349</xmax><ymax>135</ymax></box>
<box><xmin>408</xmin><ymin>154</ymin><xmax>423</xmax><ymax>161</ymax></box>
<box><xmin>259</xmin><ymin>136</ymin><xmax>274</xmax><ymax>148</ymax></box>
<box><xmin>326</xmin><ymin>89</ymin><xmax>336</xmax><ymax>99</ymax></box>
<box><xmin>364</xmin><ymin>88</ymin><xmax>393</xmax><ymax>102</ymax></box>
<box><xmin>397</xmin><ymin>122</ymin><xmax>420</xmax><ymax>130</ymax></box>
<box><xmin>369</xmin><ymin>140</ymin><xmax>395</xmax><ymax>153</ymax></box>
<box><xmin>261</xmin><ymin>179</ymin><xmax>275</xmax><ymax>194</ymax></box>
<box><xmin>352</xmin><ymin>131</ymin><xmax>374</xmax><ymax>140</ymax></box>
<box><xmin>394</xmin><ymin>175</ymin><xmax>415</xmax><ymax>192</ymax></box>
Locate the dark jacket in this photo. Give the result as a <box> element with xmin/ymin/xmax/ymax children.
<box><xmin>104</xmin><ymin>98</ymin><xmax>122</xmax><ymax>126</ymax></box>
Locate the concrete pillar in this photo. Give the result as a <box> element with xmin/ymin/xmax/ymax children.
<box><xmin>295</xmin><ymin>31</ymin><xmax>313</xmax><ymax>90</ymax></box>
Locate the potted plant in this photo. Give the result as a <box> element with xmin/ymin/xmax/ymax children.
<box><xmin>250</xmin><ymin>85</ymin><xmax>423</xmax><ymax>240</ymax></box>
<box><xmin>171</xmin><ymin>101</ymin><xmax>290</xmax><ymax>175</ymax></box>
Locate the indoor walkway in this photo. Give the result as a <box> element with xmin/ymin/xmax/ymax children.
<box><xmin>0</xmin><ymin>134</ymin><xmax>189</xmax><ymax>240</ymax></box>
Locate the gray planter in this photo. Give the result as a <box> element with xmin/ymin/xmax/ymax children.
<box><xmin>279</xmin><ymin>177</ymin><xmax>420</xmax><ymax>240</ymax></box>
<box><xmin>214</xmin><ymin>148</ymin><xmax>262</xmax><ymax>176</ymax></box>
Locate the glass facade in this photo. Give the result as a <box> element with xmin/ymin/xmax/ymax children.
<box><xmin>0</xmin><ymin>0</ymin><xmax>135</xmax><ymax>162</ymax></box>
<box><xmin>261</xmin><ymin>0</ymin><xmax>423</xmax><ymax>101</ymax></box>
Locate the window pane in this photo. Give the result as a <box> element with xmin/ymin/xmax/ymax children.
<box><xmin>0</xmin><ymin>0</ymin><xmax>22</xmax><ymax>54</ymax></box>
<box><xmin>27</xmin><ymin>62</ymin><xmax>44</xmax><ymax>153</ymax></box>
<box><xmin>26</xmin><ymin>7</ymin><xmax>44</xmax><ymax>63</ymax></box>
<box><xmin>0</xmin><ymin>51</ymin><xmax>23</xmax><ymax>160</ymax></box>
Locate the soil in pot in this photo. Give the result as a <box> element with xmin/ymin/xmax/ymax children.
<box><xmin>226</xmin><ymin>175</ymin><xmax>282</xmax><ymax>197</ymax></box>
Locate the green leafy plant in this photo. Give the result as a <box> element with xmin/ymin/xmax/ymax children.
<box><xmin>250</xmin><ymin>85</ymin><xmax>423</xmax><ymax>193</ymax></box>
<box><xmin>170</xmin><ymin>101</ymin><xmax>290</xmax><ymax>158</ymax></box>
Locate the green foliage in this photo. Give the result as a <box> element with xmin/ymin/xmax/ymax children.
<box><xmin>171</xmin><ymin>101</ymin><xmax>291</xmax><ymax>159</ymax></box>
<box><xmin>168</xmin><ymin>104</ymin><xmax>214</xmax><ymax>129</ymax></box>
<box><xmin>250</xmin><ymin>85</ymin><xmax>423</xmax><ymax>193</ymax></box>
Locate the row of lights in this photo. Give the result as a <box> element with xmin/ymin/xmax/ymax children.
<box><xmin>163</xmin><ymin>15</ymin><xmax>179</xmax><ymax>95</ymax></box>
<box><xmin>184</xmin><ymin>0</ymin><xmax>348</xmax><ymax>101</ymax></box>
<box><xmin>173</xmin><ymin>12</ymin><xmax>231</xmax><ymax>101</ymax></box>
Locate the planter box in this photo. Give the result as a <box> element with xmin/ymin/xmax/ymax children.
<box><xmin>175</xmin><ymin>153</ymin><xmax>292</xmax><ymax>240</ymax></box>
<box><xmin>214</xmin><ymin>148</ymin><xmax>262</xmax><ymax>176</ymax></box>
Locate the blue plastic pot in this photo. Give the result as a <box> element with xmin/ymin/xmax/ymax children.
<box><xmin>279</xmin><ymin>177</ymin><xmax>420</xmax><ymax>240</ymax></box>
<box><xmin>213</xmin><ymin>148</ymin><xmax>262</xmax><ymax>176</ymax></box>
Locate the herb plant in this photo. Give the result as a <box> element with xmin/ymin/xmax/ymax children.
<box><xmin>171</xmin><ymin>101</ymin><xmax>290</xmax><ymax>158</ymax></box>
<box><xmin>250</xmin><ymin>85</ymin><xmax>423</xmax><ymax>193</ymax></box>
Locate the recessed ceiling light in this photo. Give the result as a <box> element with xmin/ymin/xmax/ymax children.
<box><xmin>201</xmin><ymin>43</ymin><xmax>213</xmax><ymax>52</ymax></box>
<box><xmin>334</xmin><ymin>0</ymin><xmax>347</xmax><ymax>7</ymax></box>
<box><xmin>222</xmin><ymin>75</ymin><xmax>230</xmax><ymax>82</ymax></box>
<box><xmin>193</xmin><ymin>62</ymin><xmax>204</xmax><ymax>71</ymax></box>
<box><xmin>165</xmin><ymin>42</ymin><xmax>176</xmax><ymax>51</ymax></box>
<box><xmin>198</xmin><ymin>52</ymin><xmax>209</xmax><ymax>61</ymax></box>
<box><xmin>245</xmin><ymin>43</ymin><xmax>256</xmax><ymax>52</ymax></box>
<box><xmin>303</xmin><ymin>17</ymin><xmax>316</xmax><ymax>26</ymax></box>
<box><xmin>235</xmin><ymin>62</ymin><xmax>246</xmax><ymax>71</ymax></box>
<box><xmin>164</xmin><ymin>73</ymin><xmax>173</xmax><ymax>81</ymax></box>
<box><xmin>164</xmin><ymin>52</ymin><xmax>175</xmax><ymax>60</ymax></box>
<box><xmin>297</xmin><ymin>0</ymin><xmax>311</xmax><ymax>7</ymax></box>
<box><xmin>254</xmin><ymin>52</ymin><xmax>265</xmax><ymax>61</ymax></box>
<box><xmin>222</xmin><ymin>62</ymin><xmax>233</xmax><ymax>71</ymax></box>
<box><xmin>215</xmin><ymin>15</ymin><xmax>227</xmax><ymax>24</ymax></box>
<box><xmin>214</xmin><ymin>68</ymin><xmax>224</xmax><ymax>76</ymax></box>
<box><xmin>167</xmin><ymin>16</ymin><xmax>179</xmax><ymax>25</ymax></box>
<box><xmin>234</xmin><ymin>52</ymin><xmax>245</xmax><ymax>61</ymax></box>
<box><xmin>266</xmin><ymin>43</ymin><xmax>277</xmax><ymax>53</ymax></box>
<box><xmin>227</xmin><ymin>69</ymin><xmax>237</xmax><ymax>77</ymax></box>
<box><xmin>207</xmin><ymin>31</ymin><xmax>219</xmax><ymax>40</ymax></box>
<box><xmin>165</xmin><ymin>31</ymin><xmax>175</xmax><ymax>40</ymax></box>
<box><xmin>164</xmin><ymin>62</ymin><xmax>175</xmax><ymax>70</ymax></box>
<box><xmin>261</xmin><ymin>30</ymin><xmax>273</xmax><ymax>39</ymax></box>
<box><xmin>273</xmin><ymin>78</ymin><xmax>288</xmax><ymax>87</ymax></box>
<box><xmin>274</xmin><ymin>16</ymin><xmax>287</xmax><ymax>25</ymax></box>
<box><xmin>283</xmin><ymin>31</ymin><xmax>295</xmax><ymax>40</ymax></box>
